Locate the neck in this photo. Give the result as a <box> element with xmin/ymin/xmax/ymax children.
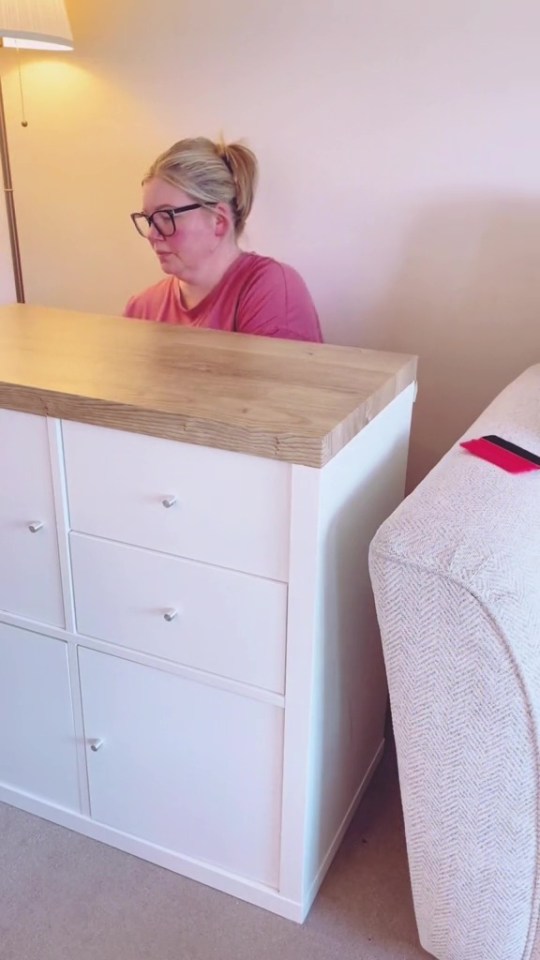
<box><xmin>178</xmin><ymin>243</ymin><xmax>242</xmax><ymax>310</ymax></box>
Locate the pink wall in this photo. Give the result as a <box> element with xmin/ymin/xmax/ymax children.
<box><xmin>1</xmin><ymin>0</ymin><xmax>539</xmax><ymax>484</ymax></box>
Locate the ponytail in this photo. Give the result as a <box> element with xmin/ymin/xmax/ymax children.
<box><xmin>216</xmin><ymin>140</ymin><xmax>258</xmax><ymax>233</ymax></box>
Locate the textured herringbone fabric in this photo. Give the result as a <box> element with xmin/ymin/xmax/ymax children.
<box><xmin>369</xmin><ymin>365</ymin><xmax>540</xmax><ymax>960</ymax></box>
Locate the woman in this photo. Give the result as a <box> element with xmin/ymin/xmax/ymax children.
<box><xmin>125</xmin><ymin>137</ymin><xmax>323</xmax><ymax>342</ymax></box>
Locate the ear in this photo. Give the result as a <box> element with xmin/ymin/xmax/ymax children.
<box><xmin>213</xmin><ymin>202</ymin><xmax>234</xmax><ymax>238</ymax></box>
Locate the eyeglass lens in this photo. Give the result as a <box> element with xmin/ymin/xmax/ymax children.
<box><xmin>132</xmin><ymin>210</ymin><xmax>176</xmax><ymax>238</ymax></box>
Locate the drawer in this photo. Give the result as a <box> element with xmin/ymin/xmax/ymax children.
<box><xmin>71</xmin><ymin>533</ymin><xmax>287</xmax><ymax>693</ymax></box>
<box><xmin>0</xmin><ymin>409</ymin><xmax>64</xmax><ymax>627</ymax></box>
<box><xmin>62</xmin><ymin>420</ymin><xmax>290</xmax><ymax>581</ymax></box>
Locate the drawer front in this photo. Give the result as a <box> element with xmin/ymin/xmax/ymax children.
<box><xmin>0</xmin><ymin>410</ymin><xmax>64</xmax><ymax>627</ymax></box>
<box><xmin>80</xmin><ymin>647</ymin><xmax>284</xmax><ymax>887</ymax></box>
<box><xmin>71</xmin><ymin>533</ymin><xmax>287</xmax><ymax>693</ymax></box>
<box><xmin>62</xmin><ymin>420</ymin><xmax>290</xmax><ymax>581</ymax></box>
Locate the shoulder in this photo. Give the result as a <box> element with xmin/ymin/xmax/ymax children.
<box><xmin>237</xmin><ymin>252</ymin><xmax>302</xmax><ymax>284</ymax></box>
<box><xmin>236</xmin><ymin>253</ymin><xmax>314</xmax><ymax>301</ymax></box>
<box><xmin>234</xmin><ymin>253</ymin><xmax>323</xmax><ymax>342</ymax></box>
<box><xmin>123</xmin><ymin>277</ymin><xmax>176</xmax><ymax>319</ymax></box>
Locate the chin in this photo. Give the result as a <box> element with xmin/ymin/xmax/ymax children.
<box><xmin>157</xmin><ymin>258</ymin><xmax>176</xmax><ymax>275</ymax></box>
<box><xmin>157</xmin><ymin>254</ymin><xmax>184</xmax><ymax>277</ymax></box>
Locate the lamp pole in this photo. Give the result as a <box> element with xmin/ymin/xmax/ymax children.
<box><xmin>0</xmin><ymin>74</ymin><xmax>24</xmax><ymax>302</ymax></box>
<box><xmin>0</xmin><ymin>0</ymin><xmax>74</xmax><ymax>304</ymax></box>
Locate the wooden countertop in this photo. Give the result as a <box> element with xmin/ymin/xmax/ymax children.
<box><xmin>0</xmin><ymin>305</ymin><xmax>417</xmax><ymax>468</ymax></box>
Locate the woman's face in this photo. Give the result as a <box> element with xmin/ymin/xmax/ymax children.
<box><xmin>141</xmin><ymin>177</ymin><xmax>222</xmax><ymax>281</ymax></box>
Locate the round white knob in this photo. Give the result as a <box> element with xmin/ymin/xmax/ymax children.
<box><xmin>163</xmin><ymin>609</ymin><xmax>178</xmax><ymax>622</ymax></box>
<box><xmin>161</xmin><ymin>496</ymin><xmax>177</xmax><ymax>509</ymax></box>
<box><xmin>28</xmin><ymin>521</ymin><xmax>44</xmax><ymax>533</ymax></box>
<box><xmin>89</xmin><ymin>738</ymin><xmax>104</xmax><ymax>752</ymax></box>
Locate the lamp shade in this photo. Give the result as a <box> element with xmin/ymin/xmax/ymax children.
<box><xmin>0</xmin><ymin>0</ymin><xmax>73</xmax><ymax>51</ymax></box>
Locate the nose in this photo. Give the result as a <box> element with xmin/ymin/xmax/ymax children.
<box><xmin>147</xmin><ymin>221</ymin><xmax>163</xmax><ymax>243</ymax></box>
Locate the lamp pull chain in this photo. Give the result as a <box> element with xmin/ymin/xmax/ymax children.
<box><xmin>16</xmin><ymin>48</ymin><xmax>28</xmax><ymax>128</ymax></box>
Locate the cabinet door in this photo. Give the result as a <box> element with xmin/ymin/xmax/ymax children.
<box><xmin>0</xmin><ymin>410</ymin><xmax>65</xmax><ymax>626</ymax></box>
<box><xmin>0</xmin><ymin>622</ymin><xmax>80</xmax><ymax>810</ymax></box>
<box><xmin>79</xmin><ymin>648</ymin><xmax>284</xmax><ymax>887</ymax></box>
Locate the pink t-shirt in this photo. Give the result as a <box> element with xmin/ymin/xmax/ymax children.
<box><xmin>123</xmin><ymin>252</ymin><xmax>323</xmax><ymax>342</ymax></box>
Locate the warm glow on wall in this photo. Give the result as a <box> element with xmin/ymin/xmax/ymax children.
<box><xmin>0</xmin><ymin>0</ymin><xmax>74</xmax><ymax>302</ymax></box>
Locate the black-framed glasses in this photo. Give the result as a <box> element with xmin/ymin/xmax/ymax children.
<box><xmin>130</xmin><ymin>203</ymin><xmax>212</xmax><ymax>238</ymax></box>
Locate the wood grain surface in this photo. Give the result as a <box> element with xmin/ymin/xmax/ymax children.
<box><xmin>0</xmin><ymin>305</ymin><xmax>417</xmax><ymax>467</ymax></box>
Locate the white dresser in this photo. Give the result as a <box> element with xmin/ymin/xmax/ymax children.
<box><xmin>0</xmin><ymin>304</ymin><xmax>416</xmax><ymax>921</ymax></box>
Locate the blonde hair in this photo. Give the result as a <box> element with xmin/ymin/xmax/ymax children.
<box><xmin>144</xmin><ymin>136</ymin><xmax>258</xmax><ymax>236</ymax></box>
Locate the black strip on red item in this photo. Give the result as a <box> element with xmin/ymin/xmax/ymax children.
<box><xmin>460</xmin><ymin>437</ymin><xmax>540</xmax><ymax>473</ymax></box>
<box><xmin>482</xmin><ymin>435</ymin><xmax>540</xmax><ymax>466</ymax></box>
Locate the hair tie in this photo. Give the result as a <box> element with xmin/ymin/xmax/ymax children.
<box><xmin>219</xmin><ymin>147</ymin><xmax>234</xmax><ymax>177</ymax></box>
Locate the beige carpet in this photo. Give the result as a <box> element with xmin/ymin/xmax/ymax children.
<box><xmin>0</xmin><ymin>746</ymin><xmax>435</xmax><ymax>960</ymax></box>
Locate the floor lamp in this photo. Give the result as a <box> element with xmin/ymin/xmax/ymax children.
<box><xmin>0</xmin><ymin>1</ymin><xmax>73</xmax><ymax>303</ymax></box>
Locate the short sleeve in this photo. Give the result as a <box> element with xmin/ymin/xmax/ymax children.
<box><xmin>235</xmin><ymin>261</ymin><xmax>323</xmax><ymax>342</ymax></box>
